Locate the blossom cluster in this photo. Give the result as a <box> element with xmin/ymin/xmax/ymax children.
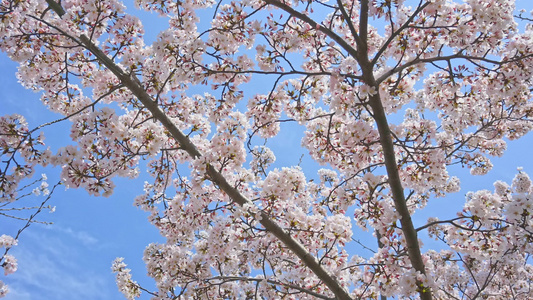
<box><xmin>0</xmin><ymin>115</ymin><xmax>51</xmax><ymax>202</ymax></box>
<box><xmin>111</xmin><ymin>258</ymin><xmax>141</xmax><ymax>299</ymax></box>
<box><xmin>0</xmin><ymin>235</ymin><xmax>18</xmax><ymax>298</ymax></box>
<box><xmin>424</xmin><ymin>170</ymin><xmax>533</xmax><ymax>298</ymax></box>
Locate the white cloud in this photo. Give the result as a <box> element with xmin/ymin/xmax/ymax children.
<box><xmin>2</xmin><ymin>226</ymin><xmax>118</xmax><ymax>300</ymax></box>
<box><xmin>53</xmin><ymin>226</ymin><xmax>99</xmax><ymax>247</ymax></box>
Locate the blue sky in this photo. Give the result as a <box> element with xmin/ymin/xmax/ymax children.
<box><xmin>2</xmin><ymin>0</ymin><xmax>533</xmax><ymax>299</ymax></box>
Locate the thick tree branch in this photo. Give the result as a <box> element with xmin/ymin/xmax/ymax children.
<box><xmin>355</xmin><ymin>1</ymin><xmax>432</xmax><ymax>299</ymax></box>
<box><xmin>366</xmin><ymin>89</ymin><xmax>432</xmax><ymax>300</ymax></box>
<box><xmin>359</xmin><ymin>0</ymin><xmax>368</xmax><ymax>46</ymax></box>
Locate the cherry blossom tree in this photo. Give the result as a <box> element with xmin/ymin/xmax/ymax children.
<box><xmin>1</xmin><ymin>0</ymin><xmax>533</xmax><ymax>299</ymax></box>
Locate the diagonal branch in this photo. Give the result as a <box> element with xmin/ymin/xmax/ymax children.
<box><xmin>44</xmin><ymin>0</ymin><xmax>352</xmax><ymax>299</ymax></box>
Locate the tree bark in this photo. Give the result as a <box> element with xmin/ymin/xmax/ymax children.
<box><xmin>356</xmin><ymin>2</ymin><xmax>432</xmax><ymax>299</ymax></box>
